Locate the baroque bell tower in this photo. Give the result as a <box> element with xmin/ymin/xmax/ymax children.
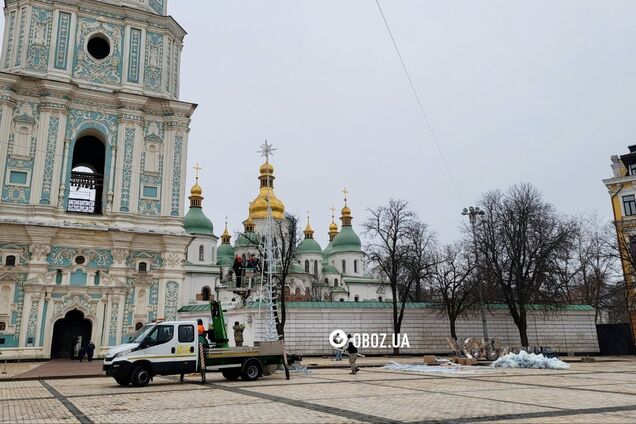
<box><xmin>0</xmin><ymin>0</ymin><xmax>195</xmax><ymax>358</ymax></box>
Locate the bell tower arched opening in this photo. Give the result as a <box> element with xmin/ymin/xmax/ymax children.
<box><xmin>67</xmin><ymin>135</ymin><xmax>106</xmax><ymax>214</ymax></box>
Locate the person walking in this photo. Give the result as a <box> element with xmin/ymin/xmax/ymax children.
<box><xmin>233</xmin><ymin>321</ymin><xmax>245</xmax><ymax>347</ymax></box>
<box><xmin>87</xmin><ymin>341</ymin><xmax>95</xmax><ymax>362</ymax></box>
<box><xmin>346</xmin><ymin>334</ymin><xmax>359</xmax><ymax>374</ymax></box>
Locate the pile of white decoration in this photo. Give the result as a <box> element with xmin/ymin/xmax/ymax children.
<box><xmin>491</xmin><ymin>351</ymin><xmax>570</xmax><ymax>370</ymax></box>
<box><xmin>383</xmin><ymin>361</ymin><xmax>462</xmax><ymax>374</ymax></box>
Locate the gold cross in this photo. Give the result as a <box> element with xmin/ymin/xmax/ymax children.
<box><xmin>307</xmin><ymin>210</ymin><xmax>310</xmax><ymax>224</ymax></box>
<box><xmin>193</xmin><ymin>162</ymin><xmax>202</xmax><ymax>182</ymax></box>
<box><xmin>330</xmin><ymin>206</ymin><xmax>336</xmax><ymax>220</ymax></box>
<box><xmin>342</xmin><ymin>188</ymin><xmax>349</xmax><ymax>204</ymax></box>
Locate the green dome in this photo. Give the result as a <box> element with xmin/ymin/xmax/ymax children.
<box><xmin>322</xmin><ymin>263</ymin><xmax>339</xmax><ymax>274</ymax></box>
<box><xmin>235</xmin><ymin>232</ymin><xmax>260</xmax><ymax>248</ymax></box>
<box><xmin>184</xmin><ymin>207</ymin><xmax>214</xmax><ymax>236</ymax></box>
<box><xmin>217</xmin><ymin>243</ymin><xmax>235</xmax><ymax>266</ymax></box>
<box><xmin>330</xmin><ymin>226</ymin><xmax>361</xmax><ymax>253</ymax></box>
<box><xmin>297</xmin><ymin>238</ymin><xmax>322</xmax><ymax>254</ymax></box>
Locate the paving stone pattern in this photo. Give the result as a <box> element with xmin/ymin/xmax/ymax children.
<box><xmin>3</xmin><ymin>360</ymin><xmax>636</xmax><ymax>423</ymax></box>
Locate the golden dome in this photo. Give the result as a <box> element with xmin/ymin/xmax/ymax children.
<box><xmin>190</xmin><ymin>183</ymin><xmax>202</xmax><ymax>197</ymax></box>
<box><xmin>249</xmin><ymin>191</ymin><xmax>285</xmax><ymax>220</ymax></box>
<box><xmin>248</xmin><ymin>160</ymin><xmax>285</xmax><ymax>220</ymax></box>
<box><xmin>341</xmin><ymin>205</ymin><xmax>351</xmax><ymax>217</ymax></box>
<box><xmin>329</xmin><ymin>221</ymin><xmax>338</xmax><ymax>232</ymax></box>
<box><xmin>260</xmin><ymin>162</ymin><xmax>274</xmax><ymax>176</ymax></box>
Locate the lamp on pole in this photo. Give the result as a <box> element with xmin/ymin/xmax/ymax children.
<box><xmin>462</xmin><ymin>206</ymin><xmax>489</xmax><ymax>342</ymax></box>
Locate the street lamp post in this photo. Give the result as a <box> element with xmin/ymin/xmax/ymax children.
<box><xmin>462</xmin><ymin>206</ymin><xmax>489</xmax><ymax>343</ymax></box>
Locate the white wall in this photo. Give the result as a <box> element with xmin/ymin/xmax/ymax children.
<box><xmin>205</xmin><ymin>306</ymin><xmax>600</xmax><ymax>354</ymax></box>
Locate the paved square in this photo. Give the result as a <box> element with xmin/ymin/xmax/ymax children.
<box><xmin>2</xmin><ymin>360</ymin><xmax>636</xmax><ymax>423</ymax></box>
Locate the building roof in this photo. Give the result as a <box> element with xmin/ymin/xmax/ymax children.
<box><xmin>342</xmin><ymin>275</ymin><xmax>382</xmax><ymax>284</ymax></box>
<box><xmin>183</xmin><ymin>206</ymin><xmax>214</xmax><ymax>236</ymax></box>
<box><xmin>330</xmin><ymin>225</ymin><xmax>362</xmax><ymax>253</ymax></box>
<box><xmin>322</xmin><ymin>263</ymin><xmax>339</xmax><ymax>274</ymax></box>
<box><xmin>217</xmin><ymin>243</ymin><xmax>235</xmax><ymax>266</ymax></box>
<box><xmin>297</xmin><ymin>237</ymin><xmax>323</xmax><ymax>254</ymax></box>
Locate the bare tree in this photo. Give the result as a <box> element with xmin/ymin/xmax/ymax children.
<box><xmin>273</xmin><ymin>214</ymin><xmax>299</xmax><ymax>338</ymax></box>
<box><xmin>567</xmin><ymin>216</ymin><xmax>620</xmax><ymax>323</ymax></box>
<box><xmin>404</xmin><ymin>220</ymin><xmax>437</xmax><ymax>302</ymax></box>
<box><xmin>430</xmin><ymin>241</ymin><xmax>478</xmax><ymax>340</ymax></box>
<box><xmin>364</xmin><ymin>199</ymin><xmax>416</xmax><ymax>354</ymax></box>
<box><xmin>476</xmin><ymin>184</ymin><xmax>574</xmax><ymax>347</ymax></box>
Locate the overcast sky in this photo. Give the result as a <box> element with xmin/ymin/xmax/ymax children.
<box><xmin>174</xmin><ymin>0</ymin><xmax>636</xmax><ymax>246</ymax></box>
<box><xmin>12</xmin><ymin>1</ymin><xmax>636</xmax><ymax>245</ymax></box>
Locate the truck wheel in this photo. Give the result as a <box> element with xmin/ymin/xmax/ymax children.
<box><xmin>114</xmin><ymin>376</ymin><xmax>130</xmax><ymax>386</ymax></box>
<box><xmin>131</xmin><ymin>366</ymin><xmax>151</xmax><ymax>387</ymax></box>
<box><xmin>221</xmin><ymin>368</ymin><xmax>241</xmax><ymax>381</ymax></box>
<box><xmin>241</xmin><ymin>360</ymin><xmax>262</xmax><ymax>381</ymax></box>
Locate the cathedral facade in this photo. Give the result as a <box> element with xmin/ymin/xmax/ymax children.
<box><xmin>181</xmin><ymin>160</ymin><xmax>389</xmax><ymax>311</ymax></box>
<box><xmin>0</xmin><ymin>0</ymin><xmax>193</xmax><ymax>359</ymax></box>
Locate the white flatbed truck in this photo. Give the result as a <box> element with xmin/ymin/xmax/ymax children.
<box><xmin>103</xmin><ymin>301</ymin><xmax>296</xmax><ymax>387</ymax></box>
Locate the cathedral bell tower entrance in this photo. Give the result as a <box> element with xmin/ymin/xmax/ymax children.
<box><xmin>50</xmin><ymin>309</ymin><xmax>92</xmax><ymax>359</ymax></box>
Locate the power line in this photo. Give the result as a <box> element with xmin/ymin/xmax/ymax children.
<box><xmin>374</xmin><ymin>0</ymin><xmax>465</xmax><ymax>207</ymax></box>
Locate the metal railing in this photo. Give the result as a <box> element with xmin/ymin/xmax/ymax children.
<box><xmin>67</xmin><ymin>198</ymin><xmax>97</xmax><ymax>214</ymax></box>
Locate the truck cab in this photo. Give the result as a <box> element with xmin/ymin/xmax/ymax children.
<box><xmin>103</xmin><ymin>321</ymin><xmax>198</xmax><ymax>387</ymax></box>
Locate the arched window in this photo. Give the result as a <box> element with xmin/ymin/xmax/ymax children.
<box><xmin>304</xmin><ymin>260</ymin><xmax>310</xmax><ymax>273</ymax></box>
<box><xmin>135</xmin><ymin>322</ymin><xmax>144</xmax><ymax>331</ymax></box>
<box><xmin>341</xmin><ymin>260</ymin><xmax>346</xmax><ymax>273</ymax></box>
<box><xmin>324</xmin><ymin>278</ymin><xmax>329</xmax><ymax>285</ymax></box>
<box><xmin>138</xmin><ymin>262</ymin><xmax>147</xmax><ymax>272</ymax></box>
<box><xmin>354</xmin><ymin>260</ymin><xmax>358</xmax><ymax>274</ymax></box>
<box><xmin>378</xmin><ymin>296</ymin><xmax>383</xmax><ymax>302</ymax></box>
<box><xmin>201</xmin><ymin>286</ymin><xmax>211</xmax><ymax>301</ymax></box>
<box><xmin>313</xmin><ymin>261</ymin><xmax>318</xmax><ymax>276</ymax></box>
<box><xmin>5</xmin><ymin>255</ymin><xmax>16</xmax><ymax>266</ymax></box>
<box><xmin>0</xmin><ymin>322</ymin><xmax>6</xmax><ymax>331</ymax></box>
<box><xmin>67</xmin><ymin>135</ymin><xmax>106</xmax><ymax>214</ymax></box>
<box><xmin>334</xmin><ymin>278</ymin><xmax>338</xmax><ymax>287</ymax></box>
<box><xmin>94</xmin><ymin>270</ymin><xmax>100</xmax><ymax>286</ymax></box>
<box><xmin>55</xmin><ymin>269</ymin><xmax>63</xmax><ymax>285</ymax></box>
<box><xmin>199</xmin><ymin>245</ymin><xmax>204</xmax><ymax>262</ymax></box>
<box><xmin>354</xmin><ymin>295</ymin><xmax>359</xmax><ymax>302</ymax></box>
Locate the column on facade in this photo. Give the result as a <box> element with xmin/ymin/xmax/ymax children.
<box><xmin>56</xmin><ymin>137</ymin><xmax>71</xmax><ymax>210</ymax></box>
<box><xmin>112</xmin><ymin>113</ymin><xmax>143</xmax><ymax>213</ymax></box>
<box><xmin>51</xmin><ymin>108</ymin><xmax>68</xmax><ymax>208</ymax></box>
<box><xmin>160</xmin><ymin>120</ymin><xmax>176</xmax><ymax>217</ymax></box>
<box><xmin>18</xmin><ymin>291</ymin><xmax>32</xmax><ymax>346</ymax></box>
<box><xmin>0</xmin><ymin>94</ymin><xmax>16</xmax><ymax>195</ymax></box>
<box><xmin>101</xmin><ymin>295</ymin><xmax>112</xmax><ymax>348</ymax></box>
